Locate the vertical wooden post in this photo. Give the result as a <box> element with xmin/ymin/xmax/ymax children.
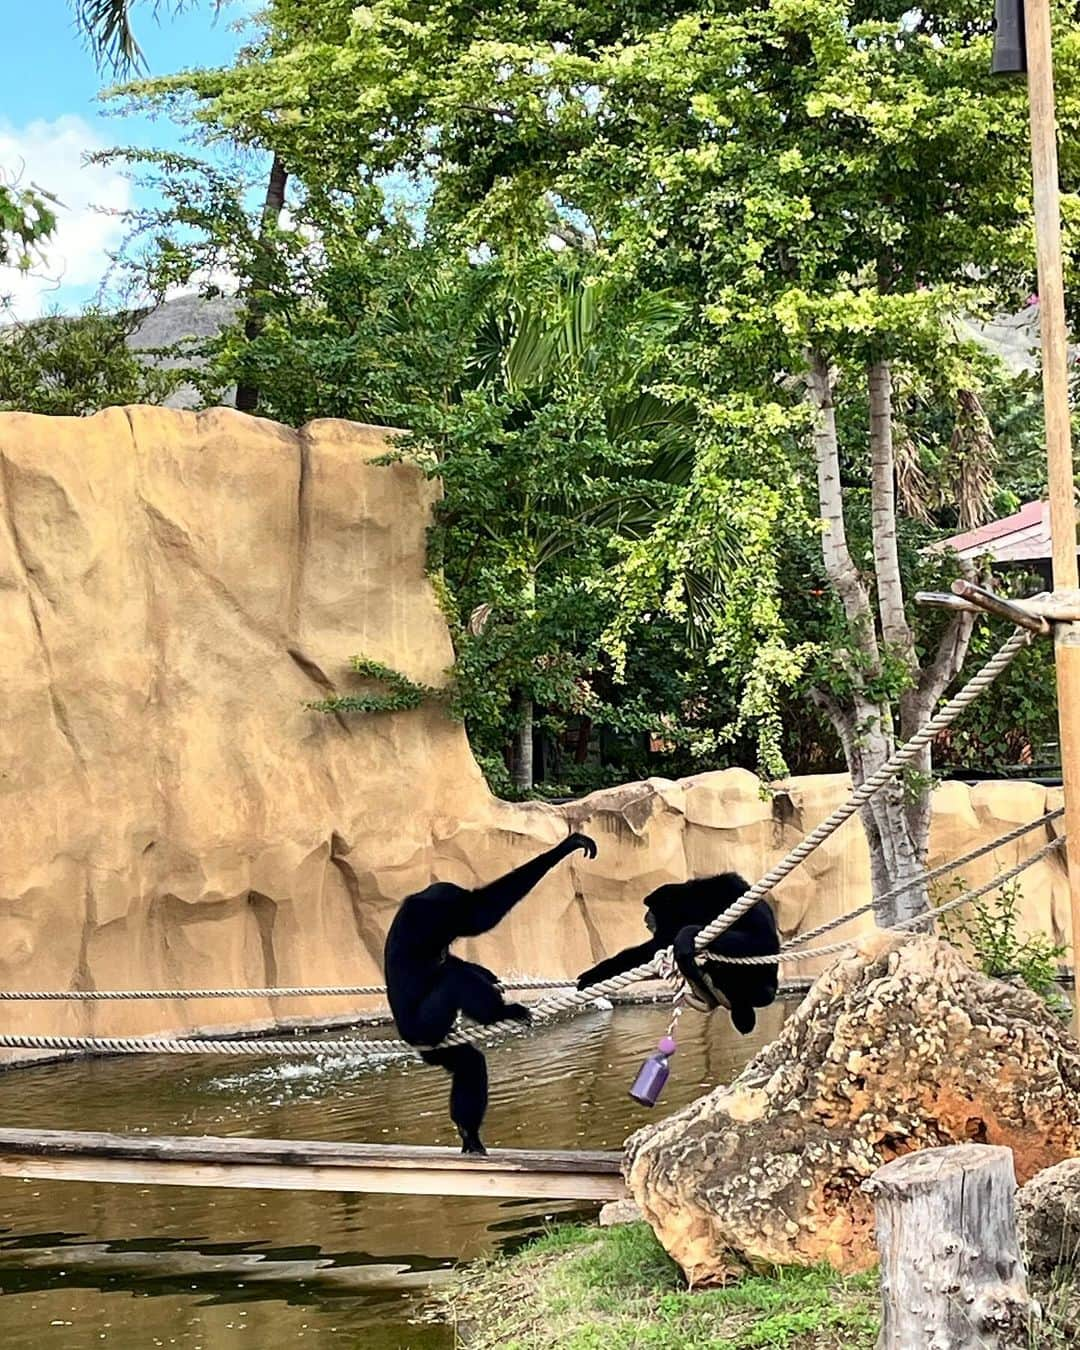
<box><xmin>1023</xmin><ymin>0</ymin><xmax>1080</xmax><ymax>1034</ymax></box>
<box><xmin>865</xmin><ymin>1144</ymin><xmax>1035</xmax><ymax>1349</ymax></box>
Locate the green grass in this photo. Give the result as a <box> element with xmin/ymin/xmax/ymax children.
<box><xmin>442</xmin><ymin>1220</ymin><xmax>1080</xmax><ymax>1350</ymax></box>
<box><xmin>445</xmin><ymin>1223</ymin><xmax>880</xmax><ymax>1350</ymax></box>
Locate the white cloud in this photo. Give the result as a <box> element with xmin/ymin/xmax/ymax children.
<box><xmin>0</xmin><ymin>115</ymin><xmax>132</xmax><ymax>319</ymax></box>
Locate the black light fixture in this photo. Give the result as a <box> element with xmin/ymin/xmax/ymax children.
<box><xmin>991</xmin><ymin>0</ymin><xmax>1027</xmax><ymax>74</ymax></box>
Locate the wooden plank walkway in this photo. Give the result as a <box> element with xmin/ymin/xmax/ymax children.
<box><xmin>0</xmin><ymin>1128</ymin><xmax>627</xmax><ymax>1201</ymax></box>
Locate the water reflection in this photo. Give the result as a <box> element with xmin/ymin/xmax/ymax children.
<box><xmin>0</xmin><ymin>1000</ymin><xmax>791</xmax><ymax>1348</ymax></box>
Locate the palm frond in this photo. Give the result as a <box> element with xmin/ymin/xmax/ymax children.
<box><xmin>72</xmin><ymin>0</ymin><xmax>144</xmax><ymax>71</ymax></box>
<box><xmin>72</xmin><ymin>0</ymin><xmax>199</xmax><ymax>74</ymax></box>
<box><xmin>894</xmin><ymin>423</ymin><xmax>934</xmax><ymax>524</ymax></box>
<box><xmin>945</xmin><ymin>387</ymin><xmax>999</xmax><ymax>530</ymax></box>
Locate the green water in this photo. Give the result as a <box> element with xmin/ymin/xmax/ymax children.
<box><xmin>0</xmin><ymin>1001</ymin><xmax>791</xmax><ymax>1348</ymax></box>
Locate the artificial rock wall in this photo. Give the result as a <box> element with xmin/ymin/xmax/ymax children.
<box><xmin>0</xmin><ymin>408</ymin><xmax>1069</xmax><ymax>1044</ymax></box>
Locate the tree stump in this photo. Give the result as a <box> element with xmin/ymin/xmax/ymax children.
<box><xmin>864</xmin><ymin>1144</ymin><xmax>1036</xmax><ymax>1349</ymax></box>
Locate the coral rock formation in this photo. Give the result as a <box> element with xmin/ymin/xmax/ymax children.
<box><xmin>624</xmin><ymin>935</ymin><xmax>1080</xmax><ymax>1284</ymax></box>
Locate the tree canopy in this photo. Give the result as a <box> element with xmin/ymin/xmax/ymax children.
<box><xmin>48</xmin><ymin>0</ymin><xmax>1080</xmax><ymax>911</ymax></box>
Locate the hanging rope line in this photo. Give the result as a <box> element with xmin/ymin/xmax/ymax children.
<box><xmin>0</xmin><ymin>628</ymin><xmax>1047</xmax><ymax>1059</ymax></box>
<box><xmin>0</xmin><ymin>1031</ymin><xmax>414</xmax><ymax>1058</ymax></box>
<box><xmin>684</xmin><ymin>627</ymin><xmax>1035</xmax><ymax>953</ymax></box>
<box><xmin>764</xmin><ymin>804</ymin><xmax>1065</xmax><ymax>957</ymax></box>
<box><xmin>706</xmin><ymin>834</ymin><xmax>1066</xmax><ymax>966</ymax></box>
<box><xmin>1</xmin><ymin>803</ymin><xmax>1060</xmax><ymax>1002</ymax></box>
<box><xmin>0</xmin><ymin>977</ymin><xmax>576</xmax><ymax>1002</ymax></box>
<box><xmin>0</xmin><ymin>834</ymin><xmax>1059</xmax><ymax>1058</ymax></box>
<box><xmin>430</xmin><ymin>626</ymin><xmax>1035</xmax><ymax>1048</ymax></box>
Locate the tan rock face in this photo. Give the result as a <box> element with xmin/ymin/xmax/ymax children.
<box><xmin>0</xmin><ymin>408</ymin><xmax>1070</xmax><ymax>1049</ymax></box>
<box><xmin>624</xmin><ymin>935</ymin><xmax>1080</xmax><ymax>1285</ymax></box>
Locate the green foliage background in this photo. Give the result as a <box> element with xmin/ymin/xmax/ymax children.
<box><xmin>12</xmin><ymin>0</ymin><xmax>1080</xmax><ymax>797</ymax></box>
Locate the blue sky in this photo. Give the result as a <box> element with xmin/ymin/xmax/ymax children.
<box><xmin>2</xmin><ymin>0</ymin><xmax>257</xmax><ymax>316</ymax></box>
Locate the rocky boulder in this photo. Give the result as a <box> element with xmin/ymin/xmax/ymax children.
<box><xmin>1018</xmin><ymin>1156</ymin><xmax>1080</xmax><ymax>1274</ymax></box>
<box><xmin>624</xmin><ymin>934</ymin><xmax>1080</xmax><ymax>1284</ymax></box>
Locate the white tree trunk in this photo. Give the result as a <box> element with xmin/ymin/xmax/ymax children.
<box><xmin>805</xmin><ymin>353</ymin><xmax>982</xmax><ymax>927</ymax></box>
<box><xmin>869</xmin><ymin>360</ymin><xmax>916</xmax><ymax>663</ymax></box>
<box><xmin>512</xmin><ymin>569</ymin><xmax>538</xmax><ymax>793</ymax></box>
<box><xmin>513</xmin><ymin>695</ymin><xmax>534</xmax><ymax>793</ymax></box>
<box><xmin>866</xmin><ymin>1144</ymin><xmax>1035</xmax><ymax>1350</ymax></box>
<box><xmin>807</xmin><ymin>353</ymin><xmax>880</xmax><ymax>648</ymax></box>
<box><xmin>807</xmin><ymin>354</ymin><xmax>925</xmax><ymax>924</ymax></box>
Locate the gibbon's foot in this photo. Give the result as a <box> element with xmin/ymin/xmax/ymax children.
<box><xmin>460</xmin><ymin>1133</ymin><xmax>488</xmax><ymax>1156</ymax></box>
<box><xmin>504</xmin><ymin>1002</ymin><xmax>533</xmax><ymax>1023</ymax></box>
<box><xmin>565</xmin><ymin>832</ymin><xmax>598</xmax><ymax>860</ymax></box>
<box><xmin>730</xmin><ymin>1004</ymin><xmax>757</xmax><ymax>1034</ymax></box>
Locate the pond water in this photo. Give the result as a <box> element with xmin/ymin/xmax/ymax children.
<box><xmin>0</xmin><ymin>1000</ymin><xmax>793</xmax><ymax>1349</ymax></box>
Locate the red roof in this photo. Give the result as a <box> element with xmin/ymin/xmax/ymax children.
<box><xmin>936</xmin><ymin>500</ymin><xmax>1076</xmax><ymax>564</ymax></box>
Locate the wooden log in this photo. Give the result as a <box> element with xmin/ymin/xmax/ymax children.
<box><xmin>0</xmin><ymin>1128</ymin><xmax>626</xmax><ymax>1202</ymax></box>
<box><xmin>864</xmin><ymin>1144</ymin><xmax>1035</xmax><ymax>1350</ymax></box>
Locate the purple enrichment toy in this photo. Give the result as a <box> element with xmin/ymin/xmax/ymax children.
<box><xmin>629</xmin><ymin>1035</ymin><xmax>677</xmax><ymax>1107</ymax></box>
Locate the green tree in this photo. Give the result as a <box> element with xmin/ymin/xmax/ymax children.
<box><xmin>102</xmin><ymin>154</ymin><xmax>713</xmax><ymax>789</ymax></box>
<box><xmin>195</xmin><ymin>0</ymin><xmax>1064</xmax><ymax>923</ymax></box>
<box><xmin>104</xmin><ymin>0</ymin><xmax>1080</xmax><ymax>913</ymax></box>
<box><xmin>1</xmin><ymin>2</ymin><xmax>194</xmax><ymax>303</ymax></box>
<box><xmin>0</xmin><ymin>307</ymin><xmax>180</xmax><ymax>414</ymax></box>
<box><xmin>0</xmin><ymin>182</ymin><xmax>57</xmax><ymax>282</ymax></box>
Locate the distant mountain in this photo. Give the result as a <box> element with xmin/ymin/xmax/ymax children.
<box><xmin>126</xmin><ymin>293</ymin><xmax>240</xmax><ymax>409</ymax></box>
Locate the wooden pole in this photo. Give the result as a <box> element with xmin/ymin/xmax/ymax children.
<box><xmin>865</xmin><ymin>1144</ymin><xmax>1035</xmax><ymax>1349</ymax></box>
<box><xmin>1024</xmin><ymin>0</ymin><xmax>1080</xmax><ymax>1034</ymax></box>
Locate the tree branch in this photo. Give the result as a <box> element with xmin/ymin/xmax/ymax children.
<box><xmin>914</xmin><ymin>610</ymin><xmax>975</xmax><ymax>716</ymax></box>
<box><xmin>806</xmin><ymin>350</ymin><xmax>879</xmax><ymax>670</ymax></box>
<box><xmin>869</xmin><ymin>358</ymin><xmax>916</xmax><ymax>665</ymax></box>
<box><xmin>904</xmin><ymin>557</ymin><xmax>982</xmax><ymax>736</ymax></box>
<box><xmin>809</xmin><ymin>685</ymin><xmax>858</xmax><ymax>768</ymax></box>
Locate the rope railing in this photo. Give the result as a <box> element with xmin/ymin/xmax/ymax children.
<box><xmin>0</xmin><ymin>833</ymin><xmax>1060</xmax><ymax>1058</ymax></box>
<box><xmin>0</xmin><ymin>977</ymin><xmax>576</xmax><ymax>1002</ymax></box>
<box><xmin>685</xmin><ymin>627</ymin><xmax>1035</xmax><ymax>954</ymax></box>
<box><xmin>745</xmin><ymin>804</ymin><xmax>1066</xmax><ymax>961</ymax></box>
<box><xmin>433</xmin><ymin>625</ymin><xmax>1036</xmax><ymax>1047</ymax></box>
<box><xmin>0</xmin><ymin>627</ymin><xmax>1045</xmax><ymax>1060</ymax></box>
<box><xmin>706</xmin><ymin>834</ymin><xmax>1067</xmax><ymax>967</ymax></box>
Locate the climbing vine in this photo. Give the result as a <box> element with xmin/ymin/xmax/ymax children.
<box><xmin>308</xmin><ymin>657</ymin><xmax>444</xmax><ymax>716</ymax></box>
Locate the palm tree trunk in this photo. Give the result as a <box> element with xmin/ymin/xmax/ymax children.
<box><xmin>513</xmin><ymin>696</ymin><xmax>534</xmax><ymax>793</ymax></box>
<box><xmin>512</xmin><ymin>569</ymin><xmax>537</xmax><ymax>793</ymax></box>
<box><xmin>235</xmin><ymin>154</ymin><xmax>288</xmax><ymax>414</ymax></box>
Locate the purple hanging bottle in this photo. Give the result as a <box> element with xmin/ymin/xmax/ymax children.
<box><xmin>629</xmin><ymin>1036</ymin><xmax>677</xmax><ymax>1107</ymax></box>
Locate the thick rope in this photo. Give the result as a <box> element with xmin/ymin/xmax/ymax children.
<box><xmin>686</xmin><ymin>627</ymin><xmax>1034</xmax><ymax>953</ymax></box>
<box><xmin>435</xmin><ymin>626</ymin><xmax>1034</xmax><ymax>1046</ymax></box>
<box><xmin>777</xmin><ymin>805</ymin><xmax>1064</xmax><ymax>953</ymax></box>
<box><xmin>0</xmin><ymin>630</ymin><xmax>1035</xmax><ymax>1058</ymax></box>
<box><xmin>0</xmin><ymin>1032</ymin><xmax>414</xmax><ymax>1058</ymax></box>
<box><xmin>0</xmin><ymin>977</ymin><xmax>576</xmax><ymax>1002</ymax></box>
<box><xmin>0</xmin><ymin>835</ymin><xmax>1060</xmax><ymax>1058</ymax></box>
<box><xmin>707</xmin><ymin>834</ymin><xmax>1067</xmax><ymax>966</ymax></box>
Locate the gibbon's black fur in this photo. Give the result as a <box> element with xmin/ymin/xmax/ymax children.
<box><xmin>385</xmin><ymin>832</ymin><xmax>598</xmax><ymax>1154</ymax></box>
<box><xmin>576</xmin><ymin>872</ymin><xmax>779</xmax><ymax>1034</ymax></box>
